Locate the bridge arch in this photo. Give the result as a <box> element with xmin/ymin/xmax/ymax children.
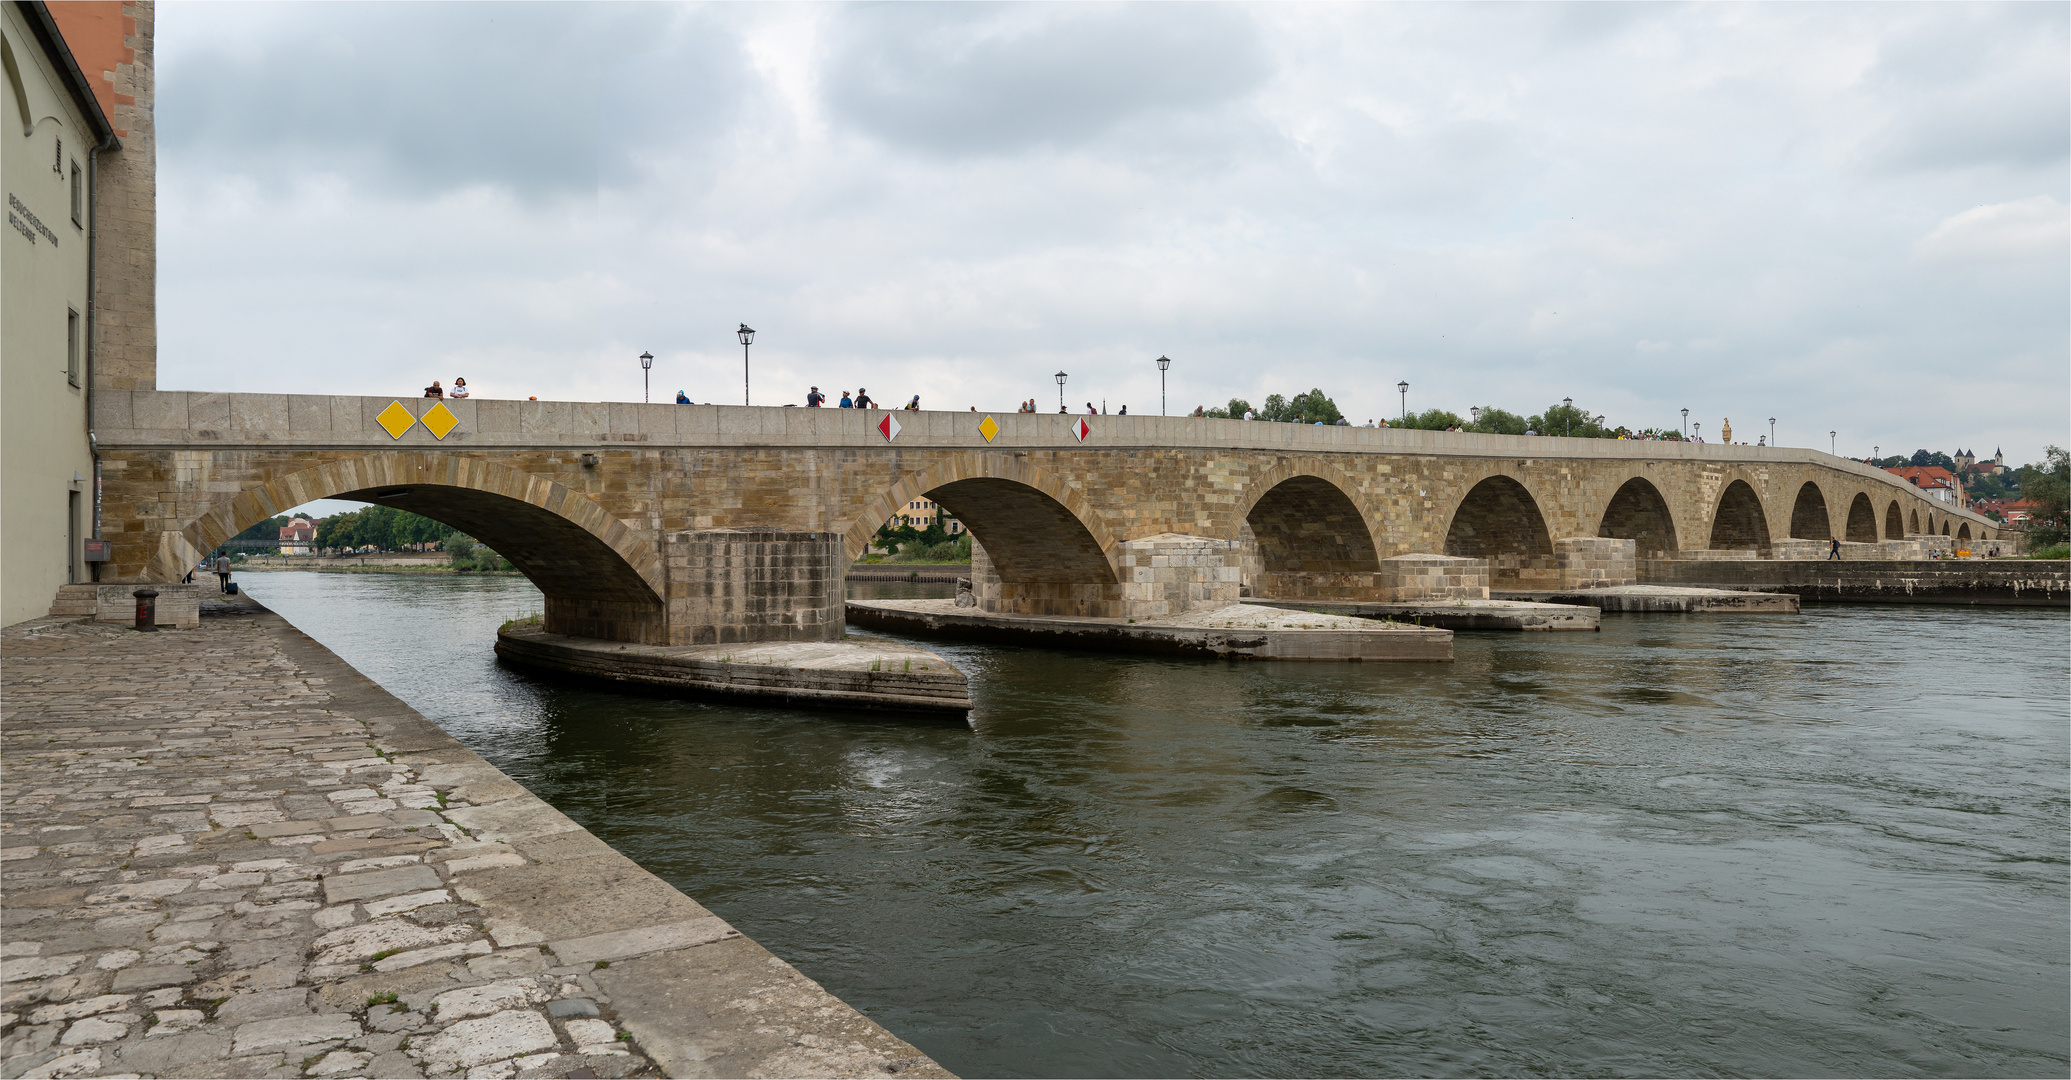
<box><xmin>1845</xmin><ymin>492</ymin><xmax>1878</xmax><ymax>543</ymax></box>
<box><xmin>152</xmin><ymin>452</ymin><xmax>668</xmax><ymax>642</ymax></box>
<box><xmin>1941</xmin><ymin>520</ymin><xmax>1950</xmax><ymax>536</ymax></box>
<box><xmin>1957</xmin><ymin>522</ymin><xmax>1970</xmax><ymax>541</ymax></box>
<box><xmin>1233</xmin><ymin>461</ymin><xmax>1382</xmax><ymax>575</ymax></box>
<box><xmin>1789</xmin><ymin>482</ymin><xmax>1832</xmax><ymax>540</ymax></box>
<box><xmin>1596</xmin><ymin>476</ymin><xmax>1679</xmax><ymax>557</ymax></box>
<box><xmin>850</xmin><ymin>455</ymin><xmax>1121</xmax><ymax>586</ymax></box>
<box><xmin>1885</xmin><ymin>501</ymin><xmax>1904</xmax><ymax>540</ymax></box>
<box><xmin>1443</xmin><ymin>474</ymin><xmax>1555</xmax><ymax>585</ymax></box>
<box><xmin>1708</xmin><ymin>479</ymin><xmax>1771</xmax><ymax>555</ymax></box>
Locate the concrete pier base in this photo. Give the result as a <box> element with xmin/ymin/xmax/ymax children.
<box><xmin>847</xmin><ymin>599</ymin><xmax>1452</xmax><ymax>661</ymax></box>
<box><xmin>1494</xmin><ymin>584</ymin><xmax>1801</xmax><ymax>613</ymax></box>
<box><xmin>495</xmin><ymin>623</ymin><xmax>971</xmax><ymax>717</ymax></box>
<box><xmin>1253</xmin><ymin>597</ymin><xmax>1601</xmax><ymax>631</ymax></box>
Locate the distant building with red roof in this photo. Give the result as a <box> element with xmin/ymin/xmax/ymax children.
<box><xmin>1885</xmin><ymin>465</ymin><xmax>1964</xmax><ymax>507</ymax></box>
<box><xmin>279</xmin><ymin>517</ymin><xmax>316</xmax><ymax>555</ymax></box>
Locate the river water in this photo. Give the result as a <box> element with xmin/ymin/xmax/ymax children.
<box><xmin>241</xmin><ymin>571</ymin><xmax>2068</xmax><ymax>1078</ymax></box>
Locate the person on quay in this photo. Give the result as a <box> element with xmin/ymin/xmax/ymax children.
<box><xmin>423</xmin><ymin>380</ymin><xmax>444</xmax><ymax>399</ymax></box>
<box><xmin>675</xmin><ymin>390</ymin><xmax>690</xmax><ymax>404</ymax></box>
<box><xmin>905</xmin><ymin>395</ymin><xmax>921</xmax><ymax>410</ymax></box>
<box><xmin>449</xmin><ymin>378</ymin><xmax>470</xmax><ymax>399</ymax></box>
<box><xmin>215</xmin><ymin>553</ymin><xmax>232</xmax><ymax>594</ymax></box>
<box><xmin>855</xmin><ymin>388</ymin><xmax>874</xmax><ymax>409</ymax></box>
<box><xmin>807</xmin><ymin>387</ymin><xmax>825</xmax><ymax>407</ymax></box>
<box><xmin>1829</xmin><ymin>537</ymin><xmax>1841</xmax><ymax>561</ymax></box>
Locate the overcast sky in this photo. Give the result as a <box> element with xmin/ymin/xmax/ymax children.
<box><xmin>159</xmin><ymin>1</ymin><xmax>2066</xmax><ymax>463</ymax></box>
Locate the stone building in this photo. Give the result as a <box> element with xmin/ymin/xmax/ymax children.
<box><xmin>278</xmin><ymin>515</ymin><xmax>315</xmax><ymax>554</ymax></box>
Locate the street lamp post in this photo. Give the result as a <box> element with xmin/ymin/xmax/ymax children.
<box><xmin>1397</xmin><ymin>381</ymin><xmax>1409</xmax><ymax>421</ymax></box>
<box><xmin>1694</xmin><ymin>422</ymin><xmax>1702</xmax><ymax>441</ymax></box>
<box><xmin>1681</xmin><ymin>408</ymin><xmax>1689</xmax><ymax>437</ymax></box>
<box><xmin>1470</xmin><ymin>406</ymin><xmax>1482</xmax><ymax>427</ymax></box>
<box><xmin>1563</xmin><ymin>397</ymin><xmax>1573</xmax><ymax>436</ymax></box>
<box><xmin>1156</xmin><ymin>355</ymin><xmax>1171</xmax><ymax>416</ymax></box>
<box><xmin>638</xmin><ymin>351</ymin><xmax>653</xmax><ymax>404</ymax></box>
<box><xmin>1830</xmin><ymin>431</ymin><xmax>1837</xmax><ymax>454</ymax></box>
<box><xmin>1768</xmin><ymin>417</ymin><xmax>1776</xmax><ymax>445</ymax></box>
<box><xmin>737</xmin><ymin>325</ymin><xmax>755</xmax><ymax>406</ymax></box>
<box><xmin>1055</xmin><ymin>371</ymin><xmax>1068</xmax><ymax>413</ymax></box>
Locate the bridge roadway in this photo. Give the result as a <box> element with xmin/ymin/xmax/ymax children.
<box><xmin>91</xmin><ymin>390</ymin><xmax>2002</xmax><ymax>646</ymax></box>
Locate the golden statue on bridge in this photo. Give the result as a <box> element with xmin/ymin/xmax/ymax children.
<box><xmin>1721</xmin><ymin>418</ymin><xmax>1733</xmax><ymax>444</ymax></box>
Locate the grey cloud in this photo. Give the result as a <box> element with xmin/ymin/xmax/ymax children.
<box><xmin>162</xmin><ymin>2</ymin><xmax>744</xmax><ymax>198</ymax></box>
<box><xmin>820</xmin><ymin>3</ymin><xmax>1270</xmax><ymax>156</ymax></box>
<box><xmin>1859</xmin><ymin>7</ymin><xmax>2069</xmax><ymax>173</ymax></box>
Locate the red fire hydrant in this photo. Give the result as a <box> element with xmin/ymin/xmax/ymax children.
<box><xmin>133</xmin><ymin>588</ymin><xmax>157</xmax><ymax>631</ymax></box>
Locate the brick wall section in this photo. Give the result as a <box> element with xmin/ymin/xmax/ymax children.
<box><xmin>1554</xmin><ymin>537</ymin><xmax>1636</xmax><ymax>588</ymax></box>
<box><xmin>1112</xmin><ymin>534</ymin><xmax>1240</xmax><ymax>618</ymax></box>
<box><xmin>664</xmin><ymin>529</ymin><xmax>843</xmax><ymax>645</ymax></box>
<box><xmin>1377</xmin><ymin>555</ymin><xmax>1489</xmax><ymax>600</ymax></box>
<box><xmin>92</xmin><ymin>2</ymin><xmax>156</xmax><ymax>391</ymax></box>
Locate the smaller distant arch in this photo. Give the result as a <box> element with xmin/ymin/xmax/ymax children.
<box><xmin>1790</xmin><ymin>482</ymin><xmax>1832</xmax><ymax>540</ymax></box>
<box><xmin>1884</xmin><ymin>502</ymin><xmax>1903</xmax><ymax>541</ymax></box>
<box><xmin>1909</xmin><ymin>509</ymin><xmax>1920</xmax><ymax>534</ymax></box>
<box><xmin>1845</xmin><ymin>493</ymin><xmax>1877</xmax><ymax>543</ymax></box>
<box><xmin>1957</xmin><ymin>522</ymin><xmax>1971</xmax><ymax>541</ymax></box>
<box><xmin>1941</xmin><ymin>521</ymin><xmax>1950</xmax><ymax>536</ymax></box>
<box><xmin>1709</xmin><ymin>479</ymin><xmax>1771</xmax><ymax>556</ymax></box>
<box><xmin>1597</xmin><ymin>477</ymin><xmax>1679</xmax><ymax>557</ymax></box>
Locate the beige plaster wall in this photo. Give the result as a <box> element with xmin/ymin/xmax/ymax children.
<box><xmin>2</xmin><ymin>6</ymin><xmax>98</xmax><ymax>626</ymax></box>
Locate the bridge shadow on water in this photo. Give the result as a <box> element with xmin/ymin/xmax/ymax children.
<box><xmin>242</xmin><ymin>570</ymin><xmax>2070</xmax><ymax>1080</ymax></box>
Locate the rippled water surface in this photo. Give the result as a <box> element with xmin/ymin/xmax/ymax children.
<box><xmin>244</xmin><ymin>571</ymin><xmax>2069</xmax><ymax>1078</ymax></box>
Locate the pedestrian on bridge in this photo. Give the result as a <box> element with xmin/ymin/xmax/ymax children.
<box><xmin>215</xmin><ymin>553</ymin><xmax>232</xmax><ymax>594</ymax></box>
<box><xmin>1829</xmin><ymin>538</ymin><xmax>1841</xmax><ymax>561</ymax></box>
<box><xmin>906</xmin><ymin>395</ymin><xmax>921</xmax><ymax>410</ymax></box>
<box><xmin>449</xmin><ymin>378</ymin><xmax>470</xmax><ymax>399</ymax></box>
<box><xmin>855</xmin><ymin>389</ymin><xmax>875</xmax><ymax>409</ymax></box>
<box><xmin>423</xmin><ymin>381</ymin><xmax>444</xmax><ymax>399</ymax></box>
<box><xmin>676</xmin><ymin>390</ymin><xmax>690</xmax><ymax>404</ymax></box>
<box><xmin>808</xmin><ymin>387</ymin><xmax>825</xmax><ymax>407</ymax></box>
<box><xmin>838</xmin><ymin>391</ymin><xmax>853</xmax><ymax>408</ymax></box>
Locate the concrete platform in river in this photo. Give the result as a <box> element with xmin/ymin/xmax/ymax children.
<box><xmin>1493</xmin><ymin>584</ymin><xmax>1801</xmax><ymax>613</ymax></box>
<box><xmin>1251</xmin><ymin>597</ymin><xmax>1601</xmax><ymax>631</ymax></box>
<box><xmin>847</xmin><ymin>599</ymin><xmax>1453</xmax><ymax>661</ymax></box>
<box><xmin>496</xmin><ymin>623</ymin><xmax>972</xmax><ymax>717</ymax></box>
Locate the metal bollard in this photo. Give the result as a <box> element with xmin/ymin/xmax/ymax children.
<box><xmin>133</xmin><ymin>587</ymin><xmax>158</xmax><ymax>631</ymax></box>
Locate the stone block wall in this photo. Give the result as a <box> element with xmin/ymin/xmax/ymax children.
<box><xmin>663</xmin><ymin>529</ymin><xmax>842</xmax><ymax>645</ymax></box>
<box><xmin>1377</xmin><ymin>554</ymin><xmax>1489</xmax><ymax>600</ymax></box>
<box><xmin>1113</xmin><ymin>533</ymin><xmax>1239</xmax><ymax>618</ymax></box>
<box><xmin>1772</xmin><ymin>538</ymin><xmax>1884</xmax><ymax>560</ymax></box>
<box><xmin>1257</xmin><ymin>571</ymin><xmax>1381</xmax><ymax>601</ymax></box>
<box><xmin>1555</xmin><ymin>537</ymin><xmax>1636</xmax><ymax>588</ymax></box>
<box><xmin>1906</xmin><ymin>534</ymin><xmax>1956</xmax><ymax>556</ymax></box>
<box><xmin>1670</xmin><ymin>548</ymin><xmax>1760</xmax><ymax>560</ymax></box>
<box><xmin>94</xmin><ymin>582</ymin><xmax>196</xmax><ymax>628</ymax></box>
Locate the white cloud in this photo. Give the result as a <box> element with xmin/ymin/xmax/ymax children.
<box><xmin>1916</xmin><ymin>196</ymin><xmax>2070</xmax><ymax>264</ymax></box>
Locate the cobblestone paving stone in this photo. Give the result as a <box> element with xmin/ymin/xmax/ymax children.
<box><xmin>2</xmin><ymin>604</ymin><xmax>950</xmax><ymax>1080</ymax></box>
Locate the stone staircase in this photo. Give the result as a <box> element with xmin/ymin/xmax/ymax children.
<box><xmin>47</xmin><ymin>583</ymin><xmax>97</xmax><ymax>618</ymax></box>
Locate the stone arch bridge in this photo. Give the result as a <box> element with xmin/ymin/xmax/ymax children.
<box><xmin>91</xmin><ymin>391</ymin><xmax>2001</xmax><ymax>644</ymax></box>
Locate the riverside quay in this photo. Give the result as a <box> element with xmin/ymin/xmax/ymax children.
<box><xmin>87</xmin><ymin>390</ymin><xmax>2002</xmax><ymax>647</ymax></box>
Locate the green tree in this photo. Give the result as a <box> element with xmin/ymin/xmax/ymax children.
<box><xmin>1909</xmin><ymin>449</ymin><xmax>1956</xmax><ymax>469</ymax></box>
<box><xmin>1397</xmin><ymin>408</ymin><xmax>1465</xmax><ymax>431</ymax></box>
<box><xmin>1465</xmin><ymin>406</ymin><xmax>1529</xmax><ymax>435</ymax></box>
<box><xmin>2018</xmin><ymin>446</ymin><xmax>2068</xmax><ymax>549</ymax></box>
<box><xmin>1202</xmin><ymin>398</ymin><xmax>1254</xmax><ymax>420</ymax></box>
<box><xmin>1253</xmin><ymin>389</ymin><xmax>1342</xmax><ymax>424</ymax></box>
<box><xmin>1526</xmin><ymin>402</ymin><xmax>1613</xmax><ymax>438</ymax></box>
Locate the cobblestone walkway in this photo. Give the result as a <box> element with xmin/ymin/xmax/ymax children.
<box><xmin>1</xmin><ymin>605</ymin><xmax>946</xmax><ymax>1080</ymax></box>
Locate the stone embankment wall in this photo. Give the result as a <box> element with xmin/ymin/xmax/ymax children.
<box><xmin>1640</xmin><ymin>560</ymin><xmax>2069</xmax><ymax>606</ymax></box>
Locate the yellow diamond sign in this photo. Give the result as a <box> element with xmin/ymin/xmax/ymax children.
<box><xmin>421</xmin><ymin>401</ymin><xmax>459</xmax><ymax>440</ymax></box>
<box><xmin>375</xmin><ymin>400</ymin><xmax>417</xmax><ymax>439</ymax></box>
<box><xmin>978</xmin><ymin>415</ymin><xmax>1000</xmax><ymax>443</ymax></box>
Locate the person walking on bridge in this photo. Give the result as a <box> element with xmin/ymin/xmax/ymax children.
<box><xmin>214</xmin><ymin>553</ymin><xmax>232</xmax><ymax>594</ymax></box>
<box><xmin>1829</xmin><ymin>537</ymin><xmax>1841</xmax><ymax>561</ymax></box>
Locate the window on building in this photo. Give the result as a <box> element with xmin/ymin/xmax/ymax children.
<box><xmin>70</xmin><ymin>161</ymin><xmax>82</xmax><ymax>226</ymax></box>
<box><xmin>53</xmin><ymin>136</ymin><xmax>63</xmax><ymax>175</ymax></box>
<box><xmin>66</xmin><ymin>308</ymin><xmax>80</xmax><ymax>387</ymax></box>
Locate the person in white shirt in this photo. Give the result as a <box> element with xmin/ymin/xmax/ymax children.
<box><xmin>449</xmin><ymin>378</ymin><xmax>470</xmax><ymax>399</ymax></box>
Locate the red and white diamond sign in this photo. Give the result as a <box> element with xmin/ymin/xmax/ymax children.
<box><xmin>877</xmin><ymin>413</ymin><xmax>901</xmax><ymax>442</ymax></box>
<box><xmin>1072</xmin><ymin>417</ymin><xmax>1091</xmax><ymax>442</ymax></box>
